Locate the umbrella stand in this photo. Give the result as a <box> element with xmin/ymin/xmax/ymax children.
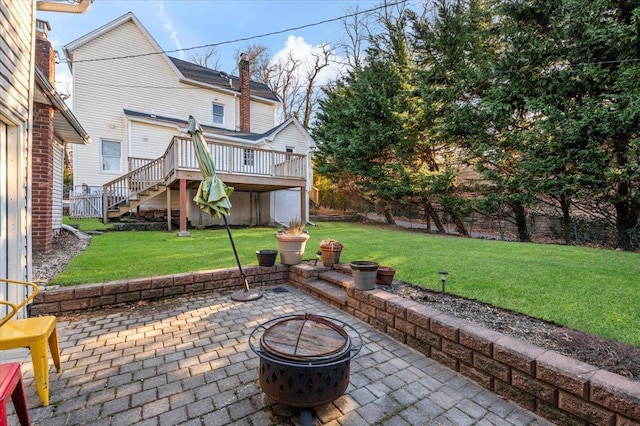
<box><xmin>224</xmin><ymin>215</ymin><xmax>263</xmax><ymax>302</ymax></box>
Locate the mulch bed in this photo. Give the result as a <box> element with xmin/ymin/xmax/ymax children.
<box><xmin>387</xmin><ymin>281</ymin><xmax>640</xmax><ymax>381</ymax></box>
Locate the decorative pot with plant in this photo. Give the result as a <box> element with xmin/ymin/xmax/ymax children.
<box><xmin>319</xmin><ymin>239</ymin><xmax>343</xmax><ymax>267</ymax></box>
<box><xmin>275</xmin><ymin>218</ymin><xmax>310</xmax><ymax>265</ymax></box>
<box><xmin>376</xmin><ymin>266</ymin><xmax>396</xmax><ymax>285</ymax></box>
<box><xmin>349</xmin><ymin>260</ymin><xmax>379</xmax><ymax>290</ymax></box>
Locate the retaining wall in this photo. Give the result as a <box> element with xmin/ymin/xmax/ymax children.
<box><xmin>30</xmin><ymin>264</ymin><xmax>639</xmax><ymax>425</ymax></box>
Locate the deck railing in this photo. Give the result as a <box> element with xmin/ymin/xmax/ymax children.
<box><xmin>90</xmin><ymin>136</ymin><xmax>307</xmax><ymax>222</ymax></box>
<box><xmin>167</xmin><ymin>136</ymin><xmax>307</xmax><ymax>178</ymax></box>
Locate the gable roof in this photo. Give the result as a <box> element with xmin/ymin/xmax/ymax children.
<box><xmin>170</xmin><ymin>57</ymin><xmax>279</xmax><ymax>103</ymax></box>
<box><xmin>63</xmin><ymin>12</ymin><xmax>279</xmax><ymax>104</ymax></box>
<box><xmin>123</xmin><ymin>109</ymin><xmax>314</xmax><ymax>148</ymax></box>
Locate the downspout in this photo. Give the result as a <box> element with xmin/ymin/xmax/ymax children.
<box><xmin>36</xmin><ymin>0</ymin><xmax>93</xmax><ymax>13</ymax></box>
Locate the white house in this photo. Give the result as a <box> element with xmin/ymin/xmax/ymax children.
<box><xmin>65</xmin><ymin>12</ymin><xmax>315</xmax><ymax>231</ymax></box>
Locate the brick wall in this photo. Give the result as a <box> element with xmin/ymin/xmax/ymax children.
<box><xmin>31</xmin><ymin>264</ymin><xmax>288</xmax><ymax>316</ymax></box>
<box><xmin>32</xmin><ymin>104</ymin><xmax>55</xmax><ymax>252</ymax></box>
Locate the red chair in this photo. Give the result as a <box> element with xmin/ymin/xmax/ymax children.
<box><xmin>0</xmin><ymin>363</ymin><xmax>30</xmax><ymax>426</ymax></box>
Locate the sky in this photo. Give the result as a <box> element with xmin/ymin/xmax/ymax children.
<box><xmin>36</xmin><ymin>0</ymin><xmax>385</xmax><ymax>99</ymax></box>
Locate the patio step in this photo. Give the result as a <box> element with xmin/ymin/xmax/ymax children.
<box><xmin>318</xmin><ymin>269</ymin><xmax>353</xmax><ymax>288</ymax></box>
<box><xmin>304</xmin><ymin>278</ymin><xmax>347</xmax><ymax>306</ymax></box>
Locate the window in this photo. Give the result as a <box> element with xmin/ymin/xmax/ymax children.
<box><xmin>101</xmin><ymin>140</ymin><xmax>121</xmax><ymax>172</ymax></box>
<box><xmin>243</xmin><ymin>149</ymin><xmax>255</xmax><ymax>167</ymax></box>
<box><xmin>212</xmin><ymin>103</ymin><xmax>224</xmax><ymax>125</ymax></box>
<box><xmin>286</xmin><ymin>146</ymin><xmax>294</xmax><ymax>160</ymax></box>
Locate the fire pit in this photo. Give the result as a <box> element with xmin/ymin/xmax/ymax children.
<box><xmin>249</xmin><ymin>313</ymin><xmax>362</xmax><ymax>425</ymax></box>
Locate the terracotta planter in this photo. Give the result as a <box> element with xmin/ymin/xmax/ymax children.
<box><xmin>256</xmin><ymin>250</ymin><xmax>278</xmax><ymax>267</ymax></box>
<box><xmin>349</xmin><ymin>261</ymin><xmax>379</xmax><ymax>290</ymax></box>
<box><xmin>319</xmin><ymin>240</ymin><xmax>343</xmax><ymax>267</ymax></box>
<box><xmin>275</xmin><ymin>233</ymin><xmax>310</xmax><ymax>265</ymax></box>
<box><xmin>376</xmin><ymin>266</ymin><xmax>396</xmax><ymax>285</ymax></box>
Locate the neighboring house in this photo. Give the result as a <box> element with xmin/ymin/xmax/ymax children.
<box><xmin>65</xmin><ymin>12</ymin><xmax>315</xmax><ymax>231</ymax></box>
<box><xmin>33</xmin><ymin>19</ymin><xmax>91</xmax><ymax>253</ymax></box>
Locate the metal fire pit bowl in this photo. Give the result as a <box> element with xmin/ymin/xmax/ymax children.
<box><xmin>249</xmin><ymin>313</ymin><xmax>362</xmax><ymax>421</ymax></box>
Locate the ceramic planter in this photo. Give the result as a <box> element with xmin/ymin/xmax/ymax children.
<box><xmin>256</xmin><ymin>250</ymin><xmax>278</xmax><ymax>267</ymax></box>
<box><xmin>275</xmin><ymin>233</ymin><xmax>310</xmax><ymax>265</ymax></box>
<box><xmin>376</xmin><ymin>266</ymin><xmax>396</xmax><ymax>285</ymax></box>
<box><xmin>349</xmin><ymin>260</ymin><xmax>379</xmax><ymax>290</ymax></box>
<box><xmin>319</xmin><ymin>239</ymin><xmax>343</xmax><ymax>267</ymax></box>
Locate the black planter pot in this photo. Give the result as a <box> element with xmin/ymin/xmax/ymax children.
<box><xmin>256</xmin><ymin>250</ymin><xmax>278</xmax><ymax>267</ymax></box>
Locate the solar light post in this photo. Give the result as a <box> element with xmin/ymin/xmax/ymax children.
<box><xmin>439</xmin><ymin>270</ymin><xmax>448</xmax><ymax>295</ymax></box>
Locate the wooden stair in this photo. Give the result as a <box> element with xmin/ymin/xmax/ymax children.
<box><xmin>106</xmin><ymin>184</ymin><xmax>167</xmax><ymax>220</ymax></box>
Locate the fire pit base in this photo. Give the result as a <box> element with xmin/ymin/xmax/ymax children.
<box><xmin>250</xmin><ymin>314</ymin><xmax>362</xmax><ymax>425</ymax></box>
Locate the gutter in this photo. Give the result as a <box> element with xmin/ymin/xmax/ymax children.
<box><xmin>36</xmin><ymin>0</ymin><xmax>93</xmax><ymax>13</ymax></box>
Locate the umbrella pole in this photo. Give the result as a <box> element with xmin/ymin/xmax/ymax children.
<box><xmin>223</xmin><ymin>215</ymin><xmax>262</xmax><ymax>302</ymax></box>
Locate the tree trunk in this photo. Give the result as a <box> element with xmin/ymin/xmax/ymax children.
<box><xmin>383</xmin><ymin>207</ymin><xmax>396</xmax><ymax>225</ymax></box>
<box><xmin>560</xmin><ymin>194</ymin><xmax>573</xmax><ymax>245</ymax></box>
<box><xmin>450</xmin><ymin>211</ymin><xmax>469</xmax><ymax>236</ymax></box>
<box><xmin>614</xmin><ymin>181</ymin><xmax>639</xmax><ymax>251</ymax></box>
<box><xmin>512</xmin><ymin>203</ymin><xmax>531</xmax><ymax>242</ymax></box>
<box><xmin>424</xmin><ymin>200</ymin><xmax>445</xmax><ymax>233</ymax></box>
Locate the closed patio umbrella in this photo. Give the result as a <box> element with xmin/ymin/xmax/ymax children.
<box><xmin>188</xmin><ymin>116</ymin><xmax>262</xmax><ymax>302</ymax></box>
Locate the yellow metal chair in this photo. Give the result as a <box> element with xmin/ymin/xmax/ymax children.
<box><xmin>0</xmin><ymin>279</ymin><xmax>61</xmax><ymax>407</ymax></box>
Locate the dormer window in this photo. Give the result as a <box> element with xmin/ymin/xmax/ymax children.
<box><xmin>212</xmin><ymin>103</ymin><xmax>224</xmax><ymax>125</ymax></box>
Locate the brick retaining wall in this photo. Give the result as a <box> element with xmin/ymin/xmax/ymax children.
<box><xmin>30</xmin><ymin>264</ymin><xmax>288</xmax><ymax>316</ymax></box>
<box><xmin>287</xmin><ymin>264</ymin><xmax>640</xmax><ymax>426</ymax></box>
<box><xmin>30</xmin><ymin>264</ymin><xmax>639</xmax><ymax>425</ymax></box>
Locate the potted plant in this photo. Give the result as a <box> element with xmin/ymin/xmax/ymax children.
<box><xmin>376</xmin><ymin>266</ymin><xmax>396</xmax><ymax>285</ymax></box>
<box><xmin>319</xmin><ymin>239</ymin><xmax>343</xmax><ymax>267</ymax></box>
<box><xmin>349</xmin><ymin>260</ymin><xmax>379</xmax><ymax>290</ymax></box>
<box><xmin>275</xmin><ymin>218</ymin><xmax>310</xmax><ymax>265</ymax></box>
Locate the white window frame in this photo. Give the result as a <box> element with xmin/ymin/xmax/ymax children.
<box><xmin>212</xmin><ymin>103</ymin><xmax>224</xmax><ymax>125</ymax></box>
<box><xmin>100</xmin><ymin>139</ymin><xmax>122</xmax><ymax>174</ymax></box>
<box><xmin>243</xmin><ymin>148</ymin><xmax>255</xmax><ymax>167</ymax></box>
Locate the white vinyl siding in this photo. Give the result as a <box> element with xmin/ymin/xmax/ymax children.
<box><xmin>129</xmin><ymin>121</ymin><xmax>179</xmax><ymax>162</ymax></box>
<box><xmin>1</xmin><ymin>0</ymin><xmax>35</xmax><ymax>307</ymax></box>
<box><xmin>52</xmin><ymin>143</ymin><xmax>64</xmax><ymax>232</ymax></box>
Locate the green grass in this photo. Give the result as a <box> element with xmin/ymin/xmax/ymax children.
<box><xmin>63</xmin><ymin>217</ymin><xmax>114</xmax><ymax>232</ymax></box>
<box><xmin>53</xmin><ymin>221</ymin><xmax>640</xmax><ymax>346</ymax></box>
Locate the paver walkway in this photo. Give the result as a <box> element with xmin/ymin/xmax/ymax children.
<box><xmin>4</xmin><ymin>285</ymin><xmax>552</xmax><ymax>425</ymax></box>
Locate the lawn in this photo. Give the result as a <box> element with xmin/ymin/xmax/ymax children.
<box><xmin>53</xmin><ymin>221</ymin><xmax>640</xmax><ymax>346</ymax></box>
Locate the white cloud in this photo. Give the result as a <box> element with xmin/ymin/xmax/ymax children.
<box><xmin>152</xmin><ymin>0</ymin><xmax>184</xmax><ymax>59</ymax></box>
<box><xmin>271</xmin><ymin>35</ymin><xmax>345</xmax><ymax>87</ymax></box>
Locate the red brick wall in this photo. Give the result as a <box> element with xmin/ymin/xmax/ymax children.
<box><xmin>239</xmin><ymin>55</ymin><xmax>250</xmax><ymax>133</ymax></box>
<box><xmin>32</xmin><ymin>104</ymin><xmax>54</xmax><ymax>252</ymax></box>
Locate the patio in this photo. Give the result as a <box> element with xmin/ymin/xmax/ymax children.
<box><xmin>3</xmin><ymin>285</ymin><xmax>551</xmax><ymax>425</ymax></box>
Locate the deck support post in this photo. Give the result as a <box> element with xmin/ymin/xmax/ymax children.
<box><xmin>167</xmin><ymin>187</ymin><xmax>172</xmax><ymax>231</ymax></box>
<box><xmin>300</xmin><ymin>186</ymin><xmax>306</xmax><ymax>223</ymax></box>
<box><xmin>178</xmin><ymin>179</ymin><xmax>190</xmax><ymax>237</ymax></box>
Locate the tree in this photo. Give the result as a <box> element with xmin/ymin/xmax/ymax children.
<box><xmin>189</xmin><ymin>46</ymin><xmax>221</xmax><ymax>70</ymax></box>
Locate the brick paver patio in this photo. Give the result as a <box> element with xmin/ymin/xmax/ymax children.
<box><xmin>4</xmin><ymin>285</ymin><xmax>552</xmax><ymax>425</ymax></box>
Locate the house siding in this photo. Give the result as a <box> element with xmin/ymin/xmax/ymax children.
<box><xmin>71</xmin><ymin>18</ymin><xmax>272</xmax><ymax>191</ymax></box>
<box><xmin>53</xmin><ymin>142</ymin><xmax>64</xmax><ymax>233</ymax></box>
<box><xmin>0</xmin><ymin>0</ymin><xmax>35</xmax><ymax>311</ymax></box>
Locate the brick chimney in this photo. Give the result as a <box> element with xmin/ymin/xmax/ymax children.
<box><xmin>35</xmin><ymin>20</ymin><xmax>55</xmax><ymax>82</ymax></box>
<box><xmin>33</xmin><ymin>20</ymin><xmax>56</xmax><ymax>253</ymax></box>
<box><xmin>239</xmin><ymin>53</ymin><xmax>251</xmax><ymax>133</ymax></box>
